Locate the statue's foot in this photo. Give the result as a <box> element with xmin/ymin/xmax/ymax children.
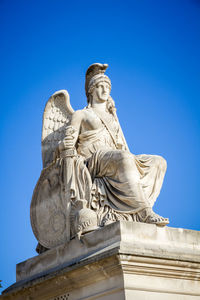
<box><xmin>145</xmin><ymin>212</ymin><xmax>169</xmax><ymax>226</ymax></box>
<box><xmin>138</xmin><ymin>208</ymin><xmax>169</xmax><ymax>226</ymax></box>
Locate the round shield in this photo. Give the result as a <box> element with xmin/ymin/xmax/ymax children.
<box><xmin>30</xmin><ymin>163</ymin><xmax>70</xmax><ymax>249</ymax></box>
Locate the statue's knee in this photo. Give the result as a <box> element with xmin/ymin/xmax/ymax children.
<box><xmin>119</xmin><ymin>151</ymin><xmax>134</xmax><ymax>164</ymax></box>
<box><xmin>155</xmin><ymin>155</ymin><xmax>167</xmax><ymax>172</ymax></box>
<box><xmin>118</xmin><ymin>151</ymin><xmax>138</xmax><ymax>170</ymax></box>
<box><xmin>161</xmin><ymin>157</ymin><xmax>167</xmax><ymax>171</ymax></box>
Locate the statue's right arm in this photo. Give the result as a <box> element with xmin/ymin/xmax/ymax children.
<box><xmin>58</xmin><ymin>110</ymin><xmax>84</xmax><ymax>152</ymax></box>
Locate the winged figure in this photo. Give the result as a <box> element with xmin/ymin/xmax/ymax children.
<box><xmin>31</xmin><ymin>63</ymin><xmax>169</xmax><ymax>253</ymax></box>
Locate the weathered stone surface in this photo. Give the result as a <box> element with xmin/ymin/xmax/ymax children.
<box><xmin>31</xmin><ymin>63</ymin><xmax>169</xmax><ymax>252</ymax></box>
<box><xmin>1</xmin><ymin>222</ymin><xmax>200</xmax><ymax>299</ymax></box>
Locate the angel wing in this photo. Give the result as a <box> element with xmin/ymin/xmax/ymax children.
<box><xmin>42</xmin><ymin>90</ymin><xmax>74</xmax><ymax>168</ymax></box>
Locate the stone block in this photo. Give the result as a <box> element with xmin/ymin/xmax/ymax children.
<box><xmin>1</xmin><ymin>221</ymin><xmax>200</xmax><ymax>299</ymax></box>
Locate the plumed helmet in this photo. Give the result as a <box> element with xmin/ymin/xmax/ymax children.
<box><xmin>85</xmin><ymin>63</ymin><xmax>111</xmax><ymax>97</ymax></box>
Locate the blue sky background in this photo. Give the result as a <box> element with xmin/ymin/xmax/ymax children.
<box><xmin>0</xmin><ymin>0</ymin><xmax>200</xmax><ymax>292</ymax></box>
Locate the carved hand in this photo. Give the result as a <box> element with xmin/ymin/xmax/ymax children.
<box><xmin>60</xmin><ymin>136</ymin><xmax>75</xmax><ymax>150</ymax></box>
<box><xmin>58</xmin><ymin>126</ymin><xmax>77</xmax><ymax>151</ymax></box>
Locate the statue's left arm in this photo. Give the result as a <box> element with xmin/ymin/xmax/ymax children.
<box><xmin>113</xmin><ymin>111</ymin><xmax>130</xmax><ymax>152</ymax></box>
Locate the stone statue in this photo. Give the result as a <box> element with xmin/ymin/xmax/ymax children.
<box><xmin>31</xmin><ymin>63</ymin><xmax>169</xmax><ymax>253</ymax></box>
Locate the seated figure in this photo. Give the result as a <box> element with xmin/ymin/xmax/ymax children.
<box><xmin>31</xmin><ymin>63</ymin><xmax>169</xmax><ymax>253</ymax></box>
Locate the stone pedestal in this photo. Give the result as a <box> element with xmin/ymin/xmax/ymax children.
<box><xmin>1</xmin><ymin>221</ymin><xmax>200</xmax><ymax>299</ymax></box>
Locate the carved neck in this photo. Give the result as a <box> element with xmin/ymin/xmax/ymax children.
<box><xmin>91</xmin><ymin>101</ymin><xmax>107</xmax><ymax>111</ymax></box>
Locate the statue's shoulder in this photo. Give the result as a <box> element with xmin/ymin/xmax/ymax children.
<box><xmin>72</xmin><ymin>107</ymin><xmax>93</xmax><ymax>121</ymax></box>
<box><xmin>71</xmin><ymin>109</ymin><xmax>86</xmax><ymax>123</ymax></box>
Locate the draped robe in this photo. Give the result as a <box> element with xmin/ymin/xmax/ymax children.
<box><xmin>76</xmin><ymin>108</ymin><xmax>167</xmax><ymax>222</ymax></box>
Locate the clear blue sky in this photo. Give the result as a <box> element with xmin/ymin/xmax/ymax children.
<box><xmin>0</xmin><ymin>0</ymin><xmax>200</xmax><ymax>292</ymax></box>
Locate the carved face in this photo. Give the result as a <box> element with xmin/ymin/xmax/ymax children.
<box><xmin>92</xmin><ymin>81</ymin><xmax>110</xmax><ymax>102</ymax></box>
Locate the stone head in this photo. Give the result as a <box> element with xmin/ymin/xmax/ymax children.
<box><xmin>85</xmin><ymin>63</ymin><xmax>111</xmax><ymax>105</ymax></box>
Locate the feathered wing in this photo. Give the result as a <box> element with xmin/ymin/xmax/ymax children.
<box><xmin>42</xmin><ymin>90</ymin><xmax>74</xmax><ymax>168</ymax></box>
